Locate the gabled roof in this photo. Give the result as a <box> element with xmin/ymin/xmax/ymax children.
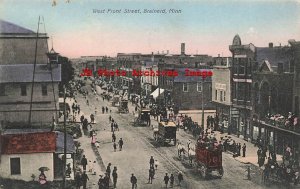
<box><xmin>1</xmin><ymin>132</ymin><xmax>56</xmax><ymax>154</ymax></box>
<box><xmin>259</xmin><ymin>60</ymin><xmax>274</xmax><ymax>72</ymax></box>
<box><xmin>0</xmin><ymin>20</ymin><xmax>35</xmax><ymax>34</ymax></box>
<box><xmin>0</xmin><ymin>64</ymin><xmax>61</xmax><ymax>83</ymax></box>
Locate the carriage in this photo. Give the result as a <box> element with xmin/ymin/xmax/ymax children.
<box><xmin>133</xmin><ymin>109</ymin><xmax>151</xmax><ymax>126</ymax></box>
<box><xmin>118</xmin><ymin>100</ymin><xmax>129</xmax><ymax>113</ymax></box>
<box><xmin>194</xmin><ymin>142</ymin><xmax>223</xmax><ymax>178</ymax></box>
<box><xmin>112</xmin><ymin>95</ymin><xmax>120</xmax><ymax>106</ymax></box>
<box><xmin>153</xmin><ymin>120</ymin><xmax>177</xmax><ymax>146</ymax></box>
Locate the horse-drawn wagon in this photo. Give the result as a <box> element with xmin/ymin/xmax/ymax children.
<box><xmin>153</xmin><ymin>120</ymin><xmax>177</xmax><ymax>145</ymax></box>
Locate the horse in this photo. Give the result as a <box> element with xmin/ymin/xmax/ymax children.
<box><xmin>177</xmin><ymin>142</ymin><xmax>186</xmax><ymax>159</ymax></box>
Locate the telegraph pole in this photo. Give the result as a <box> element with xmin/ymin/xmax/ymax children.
<box><xmin>63</xmin><ymin>85</ymin><xmax>67</xmax><ymax>188</ymax></box>
<box><xmin>201</xmin><ymin>77</ymin><xmax>205</xmax><ymax>129</ymax></box>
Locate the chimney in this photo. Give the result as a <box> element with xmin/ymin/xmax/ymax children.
<box><xmin>167</xmin><ymin>50</ymin><xmax>169</xmax><ymax>54</ymax></box>
<box><xmin>269</xmin><ymin>43</ymin><xmax>273</xmax><ymax>48</ymax></box>
<box><xmin>277</xmin><ymin>63</ymin><xmax>283</xmax><ymax>74</ymax></box>
<box><xmin>218</xmin><ymin>54</ymin><xmax>220</xmax><ymax>57</ymax></box>
<box><xmin>181</xmin><ymin>43</ymin><xmax>185</xmax><ymax>55</ymax></box>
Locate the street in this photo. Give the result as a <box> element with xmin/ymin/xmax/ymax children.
<box><xmin>73</xmin><ymin>81</ymin><xmax>293</xmax><ymax>189</ymax></box>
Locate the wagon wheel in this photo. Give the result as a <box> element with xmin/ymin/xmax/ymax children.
<box><xmin>218</xmin><ymin>167</ymin><xmax>224</xmax><ymax>177</ymax></box>
<box><xmin>200</xmin><ymin>165</ymin><xmax>207</xmax><ymax>179</ymax></box>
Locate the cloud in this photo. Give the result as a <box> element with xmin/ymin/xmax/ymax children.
<box><xmin>247</xmin><ymin>27</ymin><xmax>258</xmax><ymax>37</ymax></box>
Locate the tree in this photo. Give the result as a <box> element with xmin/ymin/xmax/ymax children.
<box><xmin>59</xmin><ymin>56</ymin><xmax>75</xmax><ymax>93</ymax></box>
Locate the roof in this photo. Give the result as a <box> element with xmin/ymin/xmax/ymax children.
<box><xmin>56</xmin><ymin>131</ymin><xmax>75</xmax><ymax>153</ymax></box>
<box><xmin>174</xmin><ymin>68</ymin><xmax>212</xmax><ymax>83</ymax></box>
<box><xmin>256</xmin><ymin>46</ymin><xmax>291</xmax><ymax>68</ymax></box>
<box><xmin>1</xmin><ymin>132</ymin><xmax>56</xmax><ymax>154</ymax></box>
<box><xmin>159</xmin><ymin>121</ymin><xmax>176</xmax><ymax>127</ymax></box>
<box><xmin>0</xmin><ymin>64</ymin><xmax>61</xmax><ymax>83</ymax></box>
<box><xmin>0</xmin><ymin>20</ymin><xmax>35</xmax><ymax>34</ymax></box>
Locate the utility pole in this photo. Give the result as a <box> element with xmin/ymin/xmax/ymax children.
<box><xmin>63</xmin><ymin>85</ymin><xmax>67</xmax><ymax>188</ymax></box>
<box><xmin>201</xmin><ymin>78</ymin><xmax>205</xmax><ymax>129</ymax></box>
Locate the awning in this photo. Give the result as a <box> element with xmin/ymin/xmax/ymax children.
<box><xmin>150</xmin><ymin>88</ymin><xmax>164</xmax><ymax>99</ymax></box>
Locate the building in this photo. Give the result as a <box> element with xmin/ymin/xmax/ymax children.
<box><xmin>252</xmin><ymin>43</ymin><xmax>296</xmax><ymax>153</ymax></box>
<box><xmin>229</xmin><ymin>35</ymin><xmax>255</xmax><ymax>139</ymax></box>
<box><xmin>0</xmin><ymin>131</ymin><xmax>75</xmax><ymax>181</ymax></box>
<box><xmin>0</xmin><ymin>20</ymin><xmax>61</xmax><ymax>127</ymax></box>
<box><xmin>212</xmin><ymin>58</ymin><xmax>232</xmax><ymax>132</ymax></box>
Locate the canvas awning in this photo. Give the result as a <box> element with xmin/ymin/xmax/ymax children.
<box><xmin>150</xmin><ymin>88</ymin><xmax>164</xmax><ymax>99</ymax></box>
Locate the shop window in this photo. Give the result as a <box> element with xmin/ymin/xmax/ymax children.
<box><xmin>20</xmin><ymin>84</ymin><xmax>27</xmax><ymax>96</ymax></box>
<box><xmin>42</xmin><ymin>84</ymin><xmax>47</xmax><ymax>96</ymax></box>
<box><xmin>183</xmin><ymin>83</ymin><xmax>188</xmax><ymax>92</ymax></box>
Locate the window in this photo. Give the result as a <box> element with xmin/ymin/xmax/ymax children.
<box><xmin>220</xmin><ymin>91</ymin><xmax>223</xmax><ymax>101</ymax></box>
<box><xmin>224</xmin><ymin>91</ymin><xmax>226</xmax><ymax>101</ymax></box>
<box><xmin>215</xmin><ymin>90</ymin><xmax>218</xmax><ymax>100</ymax></box>
<box><xmin>0</xmin><ymin>84</ymin><xmax>5</xmax><ymax>96</ymax></box>
<box><xmin>183</xmin><ymin>83</ymin><xmax>188</xmax><ymax>92</ymax></box>
<box><xmin>20</xmin><ymin>84</ymin><xmax>27</xmax><ymax>96</ymax></box>
<box><xmin>10</xmin><ymin>158</ymin><xmax>21</xmax><ymax>175</ymax></box>
<box><xmin>197</xmin><ymin>82</ymin><xmax>202</xmax><ymax>92</ymax></box>
<box><xmin>42</xmin><ymin>84</ymin><xmax>47</xmax><ymax>96</ymax></box>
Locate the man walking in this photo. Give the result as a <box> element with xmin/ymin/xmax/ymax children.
<box><xmin>81</xmin><ymin>171</ymin><xmax>89</xmax><ymax>189</ymax></box>
<box><xmin>242</xmin><ymin>143</ymin><xmax>247</xmax><ymax>157</ymax></box>
<box><xmin>118</xmin><ymin>138</ymin><xmax>124</xmax><ymax>151</ymax></box>
<box><xmin>75</xmin><ymin>172</ymin><xmax>81</xmax><ymax>189</ymax></box>
<box><xmin>178</xmin><ymin>171</ymin><xmax>183</xmax><ymax>186</ymax></box>
<box><xmin>106</xmin><ymin>163</ymin><xmax>112</xmax><ymax>179</ymax></box>
<box><xmin>113</xmin><ymin>142</ymin><xmax>117</xmax><ymax>152</ymax></box>
<box><xmin>149</xmin><ymin>156</ymin><xmax>154</xmax><ymax>168</ymax></box>
<box><xmin>81</xmin><ymin>155</ymin><xmax>88</xmax><ymax>171</ymax></box>
<box><xmin>170</xmin><ymin>174</ymin><xmax>174</xmax><ymax>188</ymax></box>
<box><xmin>164</xmin><ymin>173</ymin><xmax>170</xmax><ymax>188</ymax></box>
<box><xmin>130</xmin><ymin>173</ymin><xmax>137</xmax><ymax>189</ymax></box>
<box><xmin>103</xmin><ymin>173</ymin><xmax>110</xmax><ymax>189</ymax></box>
<box><xmin>98</xmin><ymin>175</ymin><xmax>104</xmax><ymax>189</ymax></box>
<box><xmin>112</xmin><ymin>133</ymin><xmax>116</xmax><ymax>142</ymax></box>
<box><xmin>148</xmin><ymin>168</ymin><xmax>154</xmax><ymax>184</ymax></box>
<box><xmin>112</xmin><ymin>166</ymin><xmax>118</xmax><ymax>189</ymax></box>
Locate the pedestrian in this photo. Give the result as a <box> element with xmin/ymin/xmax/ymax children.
<box><xmin>178</xmin><ymin>171</ymin><xmax>183</xmax><ymax>186</ymax></box>
<box><xmin>106</xmin><ymin>163</ymin><xmax>111</xmax><ymax>179</ymax></box>
<box><xmin>111</xmin><ymin>122</ymin><xmax>114</xmax><ymax>132</ymax></box>
<box><xmin>106</xmin><ymin>106</ymin><xmax>108</xmax><ymax>113</ymax></box>
<box><xmin>112</xmin><ymin>166</ymin><xmax>118</xmax><ymax>189</ymax></box>
<box><xmin>109</xmin><ymin>115</ymin><xmax>112</xmax><ymax>122</ymax></box>
<box><xmin>112</xmin><ymin>132</ymin><xmax>116</xmax><ymax>142</ymax></box>
<box><xmin>103</xmin><ymin>173</ymin><xmax>110</xmax><ymax>189</ymax></box>
<box><xmin>130</xmin><ymin>173</ymin><xmax>137</xmax><ymax>189</ymax></box>
<box><xmin>80</xmin><ymin>115</ymin><xmax>85</xmax><ymax>124</ymax></box>
<box><xmin>148</xmin><ymin>168</ymin><xmax>154</xmax><ymax>184</ymax></box>
<box><xmin>242</xmin><ymin>143</ymin><xmax>246</xmax><ymax>157</ymax></box>
<box><xmin>149</xmin><ymin>156</ymin><xmax>154</xmax><ymax>168</ymax></box>
<box><xmin>98</xmin><ymin>175</ymin><xmax>104</xmax><ymax>189</ymax></box>
<box><xmin>114</xmin><ymin>122</ymin><xmax>119</xmax><ymax>131</ymax></box>
<box><xmin>81</xmin><ymin>171</ymin><xmax>89</xmax><ymax>189</ymax></box>
<box><xmin>86</xmin><ymin>99</ymin><xmax>89</xmax><ymax>106</ymax></box>
<box><xmin>164</xmin><ymin>173</ymin><xmax>169</xmax><ymax>188</ymax></box>
<box><xmin>238</xmin><ymin>143</ymin><xmax>241</xmax><ymax>156</ymax></box>
<box><xmin>89</xmin><ymin>124</ymin><xmax>93</xmax><ymax>138</ymax></box>
<box><xmin>246</xmin><ymin>166</ymin><xmax>251</xmax><ymax>180</ymax></box>
<box><xmin>170</xmin><ymin>174</ymin><xmax>174</xmax><ymax>188</ymax></box>
<box><xmin>102</xmin><ymin>106</ymin><xmax>105</xmax><ymax>114</ymax></box>
<box><xmin>118</xmin><ymin>138</ymin><xmax>124</xmax><ymax>151</ymax></box>
<box><xmin>113</xmin><ymin>142</ymin><xmax>117</xmax><ymax>152</ymax></box>
<box><xmin>81</xmin><ymin>155</ymin><xmax>88</xmax><ymax>171</ymax></box>
<box><xmin>75</xmin><ymin>172</ymin><xmax>81</xmax><ymax>189</ymax></box>
<box><xmin>90</xmin><ymin>114</ymin><xmax>95</xmax><ymax>123</ymax></box>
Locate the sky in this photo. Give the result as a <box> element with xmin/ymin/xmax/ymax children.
<box><xmin>1</xmin><ymin>0</ymin><xmax>300</xmax><ymax>58</ymax></box>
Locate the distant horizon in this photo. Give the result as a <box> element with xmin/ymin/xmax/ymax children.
<box><xmin>1</xmin><ymin>0</ymin><xmax>299</xmax><ymax>59</ymax></box>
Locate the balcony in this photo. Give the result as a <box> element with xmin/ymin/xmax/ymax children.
<box><xmin>259</xmin><ymin>114</ymin><xmax>300</xmax><ymax>134</ymax></box>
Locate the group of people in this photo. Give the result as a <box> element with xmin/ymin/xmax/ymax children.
<box><xmin>222</xmin><ymin>137</ymin><xmax>247</xmax><ymax>157</ymax></box>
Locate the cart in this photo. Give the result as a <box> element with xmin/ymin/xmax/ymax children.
<box><xmin>118</xmin><ymin>100</ymin><xmax>129</xmax><ymax>113</ymax></box>
<box><xmin>194</xmin><ymin>143</ymin><xmax>223</xmax><ymax>178</ymax></box>
<box><xmin>133</xmin><ymin>109</ymin><xmax>151</xmax><ymax>126</ymax></box>
<box><xmin>153</xmin><ymin>120</ymin><xmax>177</xmax><ymax>146</ymax></box>
<box><xmin>112</xmin><ymin>95</ymin><xmax>120</xmax><ymax>106</ymax></box>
